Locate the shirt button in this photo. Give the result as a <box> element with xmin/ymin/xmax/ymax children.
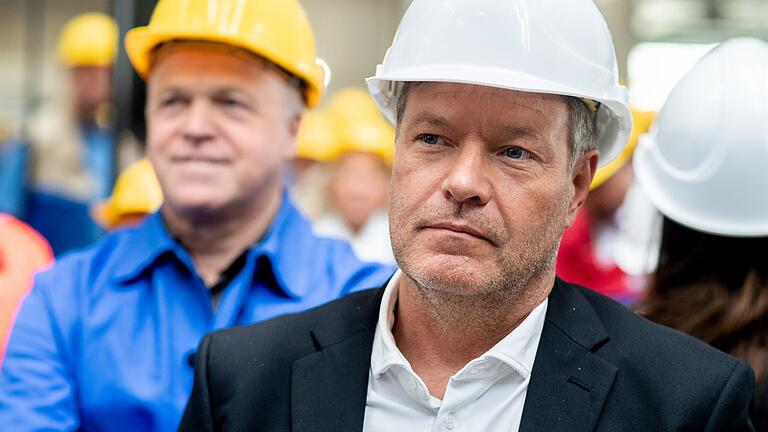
<box><xmin>444</xmin><ymin>413</ymin><xmax>457</xmax><ymax>430</ymax></box>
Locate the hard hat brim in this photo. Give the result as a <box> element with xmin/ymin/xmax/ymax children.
<box><xmin>125</xmin><ymin>26</ymin><xmax>322</xmax><ymax>107</ymax></box>
<box><xmin>366</xmin><ymin>64</ymin><xmax>631</xmax><ymax>168</ymax></box>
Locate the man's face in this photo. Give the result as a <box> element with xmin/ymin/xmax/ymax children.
<box><xmin>328</xmin><ymin>152</ymin><xmax>390</xmax><ymax>232</ymax></box>
<box><xmin>69</xmin><ymin>65</ymin><xmax>112</xmax><ymax>122</ymax></box>
<box><xmin>146</xmin><ymin>44</ymin><xmax>301</xmax><ymax>218</ymax></box>
<box><xmin>390</xmin><ymin>83</ymin><xmax>594</xmax><ymax>298</ymax></box>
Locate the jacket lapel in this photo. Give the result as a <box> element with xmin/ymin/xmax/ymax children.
<box><xmin>290</xmin><ymin>288</ymin><xmax>384</xmax><ymax>432</ymax></box>
<box><xmin>519</xmin><ymin>279</ymin><xmax>618</xmax><ymax>432</ymax></box>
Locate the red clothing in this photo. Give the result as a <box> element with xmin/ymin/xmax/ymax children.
<box><xmin>556</xmin><ymin>210</ymin><xmax>640</xmax><ymax>305</ymax></box>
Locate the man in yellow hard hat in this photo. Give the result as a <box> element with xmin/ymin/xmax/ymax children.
<box><xmin>313</xmin><ymin>88</ymin><xmax>396</xmax><ymax>264</ymax></box>
<box><xmin>23</xmin><ymin>12</ymin><xmax>119</xmax><ymax>255</ymax></box>
<box><xmin>0</xmin><ymin>1</ymin><xmax>394</xmax><ymax>430</ymax></box>
<box><xmin>31</xmin><ymin>12</ymin><xmax>117</xmax><ymax>199</ymax></box>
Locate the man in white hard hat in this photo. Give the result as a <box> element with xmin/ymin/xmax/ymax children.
<box><xmin>0</xmin><ymin>1</ymin><xmax>394</xmax><ymax>430</ymax></box>
<box><xmin>180</xmin><ymin>1</ymin><xmax>755</xmax><ymax>430</ymax></box>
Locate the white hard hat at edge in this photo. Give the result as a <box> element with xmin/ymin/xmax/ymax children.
<box><xmin>633</xmin><ymin>37</ymin><xmax>768</xmax><ymax>237</ymax></box>
<box><xmin>366</xmin><ymin>0</ymin><xmax>632</xmax><ymax>167</ymax></box>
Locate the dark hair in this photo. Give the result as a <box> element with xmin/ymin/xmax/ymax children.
<box><xmin>637</xmin><ymin>216</ymin><xmax>768</xmax><ymax>380</ymax></box>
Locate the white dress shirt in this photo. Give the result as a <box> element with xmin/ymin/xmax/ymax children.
<box><xmin>313</xmin><ymin>210</ymin><xmax>396</xmax><ymax>265</ymax></box>
<box><xmin>363</xmin><ymin>270</ymin><xmax>548</xmax><ymax>432</ymax></box>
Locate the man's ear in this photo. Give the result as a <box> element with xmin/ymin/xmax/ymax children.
<box><xmin>565</xmin><ymin>149</ymin><xmax>599</xmax><ymax>227</ymax></box>
<box><xmin>285</xmin><ymin>108</ymin><xmax>304</xmax><ymax>159</ymax></box>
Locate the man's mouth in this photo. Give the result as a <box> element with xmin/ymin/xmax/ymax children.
<box><xmin>171</xmin><ymin>156</ymin><xmax>229</xmax><ymax>165</ymax></box>
<box><xmin>424</xmin><ymin>221</ymin><xmax>494</xmax><ymax>244</ymax></box>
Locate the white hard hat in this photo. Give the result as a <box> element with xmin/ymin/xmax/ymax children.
<box><xmin>633</xmin><ymin>37</ymin><xmax>768</xmax><ymax>237</ymax></box>
<box><xmin>366</xmin><ymin>0</ymin><xmax>631</xmax><ymax>167</ymax></box>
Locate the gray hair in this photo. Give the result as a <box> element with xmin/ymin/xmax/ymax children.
<box><xmin>395</xmin><ymin>82</ymin><xmax>597</xmax><ymax>170</ymax></box>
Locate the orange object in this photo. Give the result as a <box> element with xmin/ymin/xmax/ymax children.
<box><xmin>0</xmin><ymin>214</ymin><xmax>53</xmax><ymax>363</ymax></box>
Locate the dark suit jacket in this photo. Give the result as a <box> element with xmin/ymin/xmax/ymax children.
<box><xmin>179</xmin><ymin>279</ymin><xmax>755</xmax><ymax>431</ymax></box>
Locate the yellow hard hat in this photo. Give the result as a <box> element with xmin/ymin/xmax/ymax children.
<box><xmin>328</xmin><ymin>87</ymin><xmax>384</xmax><ymax>124</ymax></box>
<box><xmin>92</xmin><ymin>159</ymin><xmax>163</xmax><ymax>229</ymax></box>
<box><xmin>124</xmin><ymin>0</ymin><xmax>325</xmax><ymax>107</ymax></box>
<box><xmin>591</xmin><ymin>108</ymin><xmax>656</xmax><ymax>190</ymax></box>
<box><xmin>57</xmin><ymin>12</ymin><xmax>118</xmax><ymax>67</ymax></box>
<box><xmin>296</xmin><ymin>110</ymin><xmax>341</xmax><ymax>162</ymax></box>
<box><xmin>338</xmin><ymin>119</ymin><xmax>395</xmax><ymax>167</ymax></box>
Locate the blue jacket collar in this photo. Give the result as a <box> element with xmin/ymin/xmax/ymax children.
<box><xmin>111</xmin><ymin>192</ymin><xmax>316</xmax><ymax>300</ymax></box>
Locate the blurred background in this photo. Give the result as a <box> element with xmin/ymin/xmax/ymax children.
<box><xmin>1</xmin><ymin>0</ymin><xmax>767</xmax><ymax>261</ymax></box>
<box><xmin>4</xmin><ymin>0</ymin><xmax>768</xmax><ymax>140</ymax></box>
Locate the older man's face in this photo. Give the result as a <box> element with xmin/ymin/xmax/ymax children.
<box><xmin>146</xmin><ymin>43</ymin><xmax>301</xmax><ymax>218</ymax></box>
<box><xmin>390</xmin><ymin>83</ymin><xmax>589</xmax><ymax>297</ymax></box>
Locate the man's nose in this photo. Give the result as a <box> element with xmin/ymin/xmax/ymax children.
<box><xmin>182</xmin><ymin>101</ymin><xmax>215</xmax><ymax>144</ymax></box>
<box><xmin>441</xmin><ymin>140</ymin><xmax>491</xmax><ymax>206</ymax></box>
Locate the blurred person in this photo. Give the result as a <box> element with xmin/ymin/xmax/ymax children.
<box><xmin>180</xmin><ymin>1</ymin><xmax>754</xmax><ymax>431</ymax></box>
<box><xmin>290</xmin><ymin>109</ymin><xmax>341</xmax><ymax>220</ymax></box>
<box><xmin>91</xmin><ymin>158</ymin><xmax>163</xmax><ymax>230</ymax></box>
<box><xmin>633</xmin><ymin>38</ymin><xmax>768</xmax><ymax>430</ymax></box>
<box><xmin>29</xmin><ymin>12</ymin><xmax>118</xmax><ymax>200</ymax></box>
<box><xmin>22</xmin><ymin>12</ymin><xmax>119</xmax><ymax>254</ymax></box>
<box><xmin>557</xmin><ymin>109</ymin><xmax>657</xmax><ymax>304</ymax></box>
<box><xmin>0</xmin><ymin>0</ymin><xmax>394</xmax><ymax>430</ymax></box>
<box><xmin>0</xmin><ymin>215</ymin><xmax>52</xmax><ymax>365</ymax></box>
<box><xmin>327</xmin><ymin>87</ymin><xmax>385</xmax><ymax>125</ymax></box>
<box><xmin>314</xmin><ymin>88</ymin><xmax>395</xmax><ymax>264</ymax></box>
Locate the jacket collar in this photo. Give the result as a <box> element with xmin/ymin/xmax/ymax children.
<box><xmin>290</xmin><ymin>287</ymin><xmax>384</xmax><ymax>432</ymax></box>
<box><xmin>518</xmin><ymin>278</ymin><xmax>617</xmax><ymax>432</ymax></box>
<box><xmin>289</xmin><ymin>278</ymin><xmax>619</xmax><ymax>432</ymax></box>
<box><xmin>111</xmin><ymin>191</ymin><xmax>316</xmax><ymax>299</ymax></box>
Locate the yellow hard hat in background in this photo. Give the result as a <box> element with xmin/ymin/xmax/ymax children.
<box><xmin>591</xmin><ymin>109</ymin><xmax>656</xmax><ymax>190</ymax></box>
<box><xmin>328</xmin><ymin>87</ymin><xmax>395</xmax><ymax>165</ymax></box>
<box><xmin>296</xmin><ymin>110</ymin><xmax>341</xmax><ymax>162</ymax></box>
<box><xmin>327</xmin><ymin>87</ymin><xmax>395</xmax><ymax>166</ymax></box>
<box><xmin>92</xmin><ymin>159</ymin><xmax>163</xmax><ymax>229</ymax></box>
<box><xmin>124</xmin><ymin>0</ymin><xmax>325</xmax><ymax>107</ymax></box>
<box><xmin>338</xmin><ymin>120</ymin><xmax>395</xmax><ymax>167</ymax></box>
<box><xmin>328</xmin><ymin>87</ymin><xmax>385</xmax><ymax>124</ymax></box>
<box><xmin>57</xmin><ymin>12</ymin><xmax>118</xmax><ymax>67</ymax></box>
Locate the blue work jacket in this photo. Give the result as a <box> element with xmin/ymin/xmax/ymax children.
<box><xmin>0</xmin><ymin>196</ymin><xmax>395</xmax><ymax>431</ymax></box>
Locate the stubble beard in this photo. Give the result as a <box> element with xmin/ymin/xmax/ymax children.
<box><xmin>390</xmin><ymin>196</ymin><xmax>566</xmax><ymax>339</ymax></box>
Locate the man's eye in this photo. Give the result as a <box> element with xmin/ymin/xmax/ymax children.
<box><xmin>217</xmin><ymin>98</ymin><xmax>242</xmax><ymax>108</ymax></box>
<box><xmin>504</xmin><ymin>147</ymin><xmax>530</xmax><ymax>160</ymax></box>
<box><xmin>418</xmin><ymin>134</ymin><xmax>442</xmax><ymax>145</ymax></box>
<box><xmin>161</xmin><ymin>97</ymin><xmax>182</xmax><ymax>107</ymax></box>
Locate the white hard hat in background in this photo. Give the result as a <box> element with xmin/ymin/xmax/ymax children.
<box><xmin>366</xmin><ymin>0</ymin><xmax>632</xmax><ymax>167</ymax></box>
<box><xmin>633</xmin><ymin>37</ymin><xmax>768</xmax><ymax>237</ymax></box>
